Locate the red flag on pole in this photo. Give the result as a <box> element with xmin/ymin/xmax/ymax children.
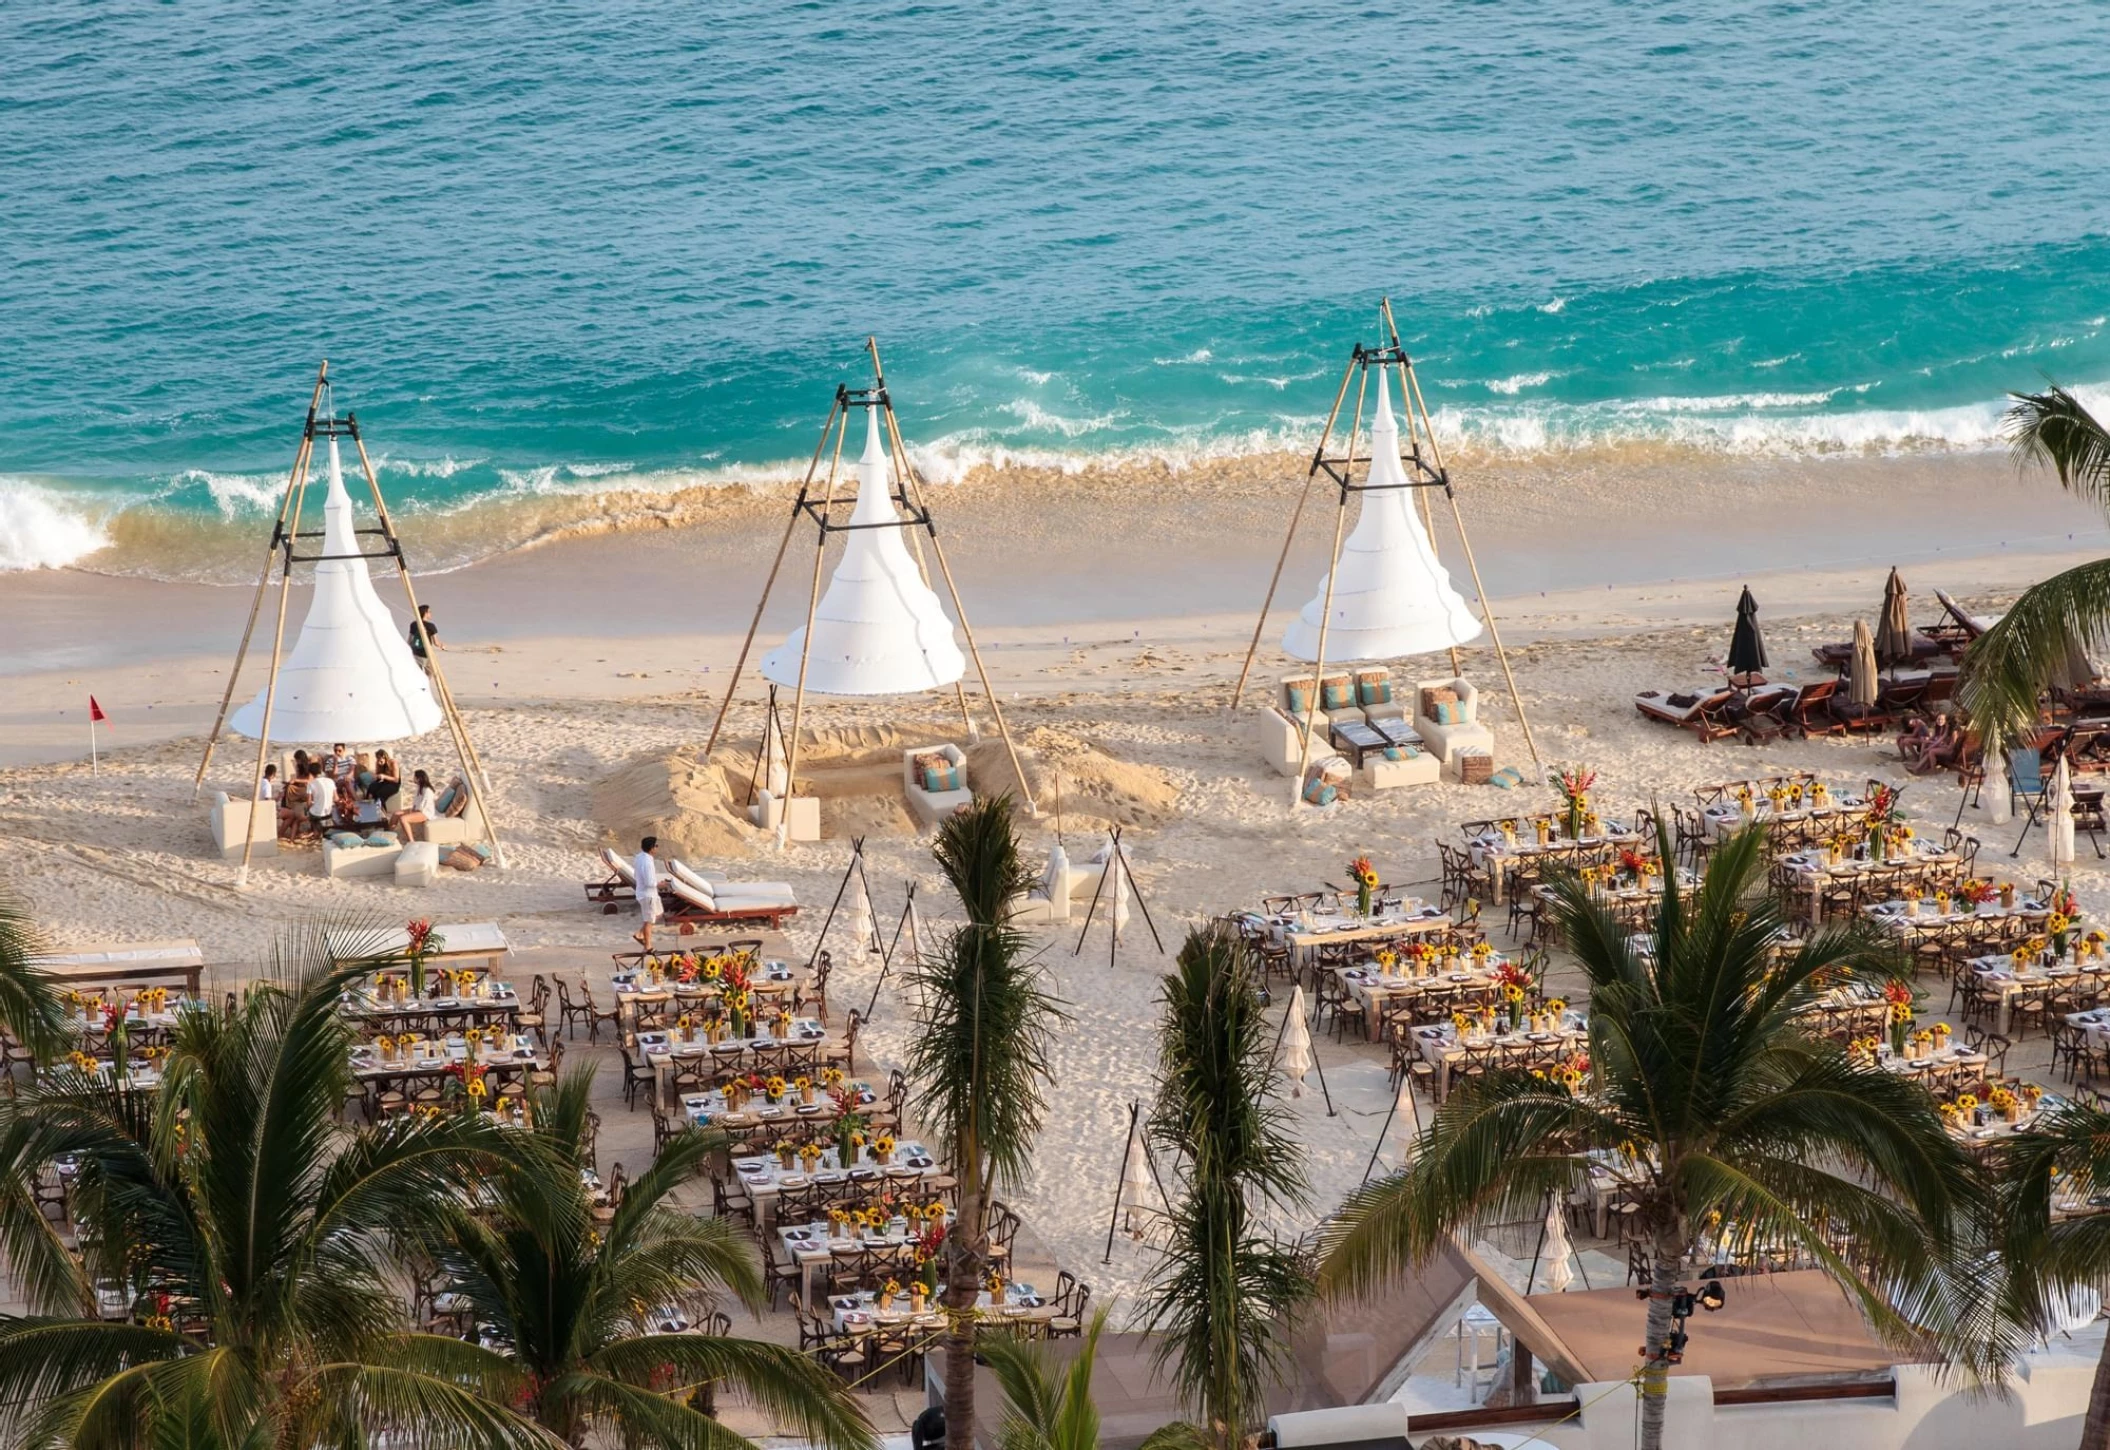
<box><xmin>89</xmin><ymin>696</ymin><xmax>108</xmax><ymax>723</ymax></box>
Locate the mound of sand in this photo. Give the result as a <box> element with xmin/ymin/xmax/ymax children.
<box><xmin>591</xmin><ymin>748</ymin><xmax>756</xmax><ymax>860</ymax></box>
<box><xmin>592</xmin><ymin>721</ymin><xmax>1178</xmax><ymax>851</ymax></box>
<box><xmin>972</xmin><ymin>726</ymin><xmax>1180</xmax><ymax>829</ymax></box>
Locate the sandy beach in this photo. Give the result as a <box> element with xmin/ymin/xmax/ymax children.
<box><xmin>6</xmin><ymin>449</ymin><xmax>2108</xmax><ymax>1377</ymax></box>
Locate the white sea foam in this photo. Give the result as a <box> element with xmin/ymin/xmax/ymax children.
<box><xmin>1000</xmin><ymin>398</ymin><xmax>1126</xmax><ymax>438</ymax></box>
<box><xmin>1537</xmin><ymin>297</ymin><xmax>1567</xmax><ymax>314</ymax></box>
<box><xmin>0</xmin><ymin>479</ymin><xmax>112</xmax><ymax>571</ymax></box>
<box><xmin>1486</xmin><ymin>371</ymin><xmax>1556</xmax><ymax>395</ymax></box>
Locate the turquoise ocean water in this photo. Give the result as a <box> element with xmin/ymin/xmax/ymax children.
<box><xmin>4</xmin><ymin>1</ymin><xmax>2109</xmax><ymax>577</ymax></box>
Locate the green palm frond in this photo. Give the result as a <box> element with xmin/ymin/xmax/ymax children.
<box><xmin>932</xmin><ymin>791</ymin><xmax>1037</xmax><ymax>926</ymax></box>
<box><xmin>2007</xmin><ymin>385</ymin><xmax>2110</xmax><ymax>508</ymax></box>
<box><xmin>979</xmin><ymin>1307</ymin><xmax>1111</xmax><ymax>1450</ymax></box>
<box><xmin>1959</xmin><ymin>557</ymin><xmax>2110</xmax><ymax>742</ymax></box>
<box><xmin>545</xmin><ymin>1372</ymin><xmax>754</xmax><ymax>1450</ymax></box>
<box><xmin>0</xmin><ymin>888</ymin><xmax>63</xmax><ymax>1062</ymax></box>
<box><xmin>302</xmin><ymin>1361</ymin><xmax>562</xmax><ymax>1450</ymax></box>
<box><xmin>1139</xmin><ymin>927</ymin><xmax>1311</xmax><ymax>1446</ymax></box>
<box><xmin>588</xmin><ymin>1334</ymin><xmax>875</xmax><ymax>1450</ymax></box>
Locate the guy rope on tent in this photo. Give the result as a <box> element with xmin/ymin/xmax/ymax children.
<box><xmin>1229</xmin><ymin>299</ymin><xmax>1545</xmax><ymax>805</ymax></box>
<box><xmin>192</xmin><ymin>360</ymin><xmax>504</xmax><ymax>884</ymax></box>
<box><xmin>701</xmin><ymin>337</ymin><xmax>1035</xmax><ymax>840</ymax></box>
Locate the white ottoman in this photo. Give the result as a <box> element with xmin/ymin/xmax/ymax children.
<box><xmin>394</xmin><ymin>840</ymin><xmax>441</xmax><ymax>888</ymax></box>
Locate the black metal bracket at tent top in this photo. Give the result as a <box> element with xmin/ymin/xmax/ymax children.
<box><xmin>794</xmin><ymin>384</ymin><xmax>936</xmax><ymax>536</ymax></box>
<box><xmin>1307</xmin><ymin>342</ymin><xmax>1452</xmax><ymax>500</ymax></box>
<box><xmin>835</xmin><ymin>384</ymin><xmax>890</xmax><ymax>410</ymax></box>
<box><xmin>302</xmin><ymin>414</ymin><xmax>363</xmax><ymax>440</ymax></box>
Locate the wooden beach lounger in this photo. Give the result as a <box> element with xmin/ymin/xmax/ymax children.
<box><xmin>663</xmin><ymin>860</ymin><xmax>800</xmax><ymax>929</ymax></box>
<box><xmin>1634</xmin><ymin>687</ymin><xmax>1733</xmax><ymax>730</ymax></box>
<box><xmin>586</xmin><ymin>845</ymin><xmax>639</xmax><ymax>906</ymax></box>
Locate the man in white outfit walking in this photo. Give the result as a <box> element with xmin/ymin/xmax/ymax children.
<box><xmin>633</xmin><ymin>835</ymin><xmax>663</xmax><ymax>949</ymax></box>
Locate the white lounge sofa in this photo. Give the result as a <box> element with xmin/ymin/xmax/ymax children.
<box><xmin>1358</xmin><ymin>744</ymin><xmax>1441</xmax><ymax>791</ymax></box>
<box><xmin>903</xmin><ymin>745</ymin><xmax>972</xmax><ymax>829</ymax></box>
<box><xmin>1258</xmin><ymin>669</ymin><xmax>1408</xmax><ymax>776</ymax></box>
<box><xmin>414</xmin><ymin>780</ymin><xmax>490</xmax><ymax>849</ymax></box>
<box><xmin>394</xmin><ymin>840</ymin><xmax>442</xmax><ymax>888</ymax></box>
<box><xmin>1412</xmin><ymin>677</ymin><xmax>1495</xmax><ymax>768</ymax></box>
<box><xmin>750</xmin><ymin>789</ymin><xmax>821</xmax><ymax>842</ymax></box>
<box><xmin>322</xmin><ymin>836</ymin><xmax>402</xmax><ymax>880</ymax></box>
<box><xmin>1009</xmin><ymin>851</ymin><xmax>1116</xmax><ymax>924</ymax></box>
<box><xmin>208</xmin><ymin>793</ymin><xmax>278</xmax><ymax>860</ymax></box>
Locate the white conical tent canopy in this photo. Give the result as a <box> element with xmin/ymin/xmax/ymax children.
<box><xmin>760</xmin><ymin>408</ymin><xmax>966</xmax><ymax>696</ymax></box>
<box><xmin>1283</xmin><ymin>368</ymin><xmax>1482</xmax><ymax>662</ymax></box>
<box><xmin>229</xmin><ymin>440</ymin><xmax>442</xmax><ymax>742</ymax></box>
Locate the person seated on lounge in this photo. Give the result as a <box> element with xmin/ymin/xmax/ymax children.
<box><xmin>277</xmin><ymin>765</ymin><xmax>311</xmax><ymax>839</ymax></box>
<box><xmin>305</xmin><ymin>762</ymin><xmax>341</xmax><ymax>834</ymax></box>
<box><xmin>391</xmin><ymin>769</ymin><xmax>438</xmax><ymax>842</ymax></box>
<box><xmin>369</xmin><ymin>749</ymin><xmax>402</xmax><ymax>808</ymax></box>
<box><xmin>353</xmin><ymin>752</ymin><xmax>376</xmax><ymax>797</ymax></box>
<box><xmin>257</xmin><ymin>763</ymin><xmax>280</xmax><ymax>804</ymax></box>
<box><xmin>320</xmin><ymin>743</ymin><xmax>346</xmax><ymax>777</ymax></box>
<box><xmin>1900</xmin><ymin>713</ymin><xmax>1960</xmax><ymax>774</ymax></box>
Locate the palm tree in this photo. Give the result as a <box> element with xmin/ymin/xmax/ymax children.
<box><xmin>905</xmin><ymin>794</ymin><xmax>1065</xmax><ymax>1450</ymax></box>
<box><xmin>0</xmin><ymin>931</ymin><xmax>554</xmax><ymax>1448</ymax></box>
<box><xmin>0</xmin><ymin>887</ymin><xmax>64</xmax><ymax>1065</ymax></box>
<box><xmin>1961</xmin><ymin>386</ymin><xmax>2110</xmax><ymax>736</ymax></box>
<box><xmin>1136</xmin><ymin>926</ymin><xmax>1310</xmax><ymax>1450</ymax></box>
<box><xmin>977</xmin><ymin>1307</ymin><xmax>1113</xmax><ymax>1450</ymax></box>
<box><xmin>410</xmin><ymin>1065</ymin><xmax>873</xmax><ymax>1450</ymax></box>
<box><xmin>1318</xmin><ymin>826</ymin><xmax>2004</xmax><ymax>1450</ymax></box>
<box><xmin>1992</xmin><ymin>1097</ymin><xmax>2110</xmax><ymax>1449</ymax></box>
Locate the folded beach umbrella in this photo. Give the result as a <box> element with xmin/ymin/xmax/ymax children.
<box><xmin>1726</xmin><ymin>586</ymin><xmax>1768</xmax><ymax>681</ymax></box>
<box><xmin>847</xmin><ymin>849</ymin><xmax>873</xmax><ymax>959</ymax></box>
<box><xmin>1121</xmin><ymin>1122</ymin><xmax>1157</xmax><ymax>1230</ymax></box>
<box><xmin>1875</xmin><ymin>568</ymin><xmax>1914</xmax><ymax>668</ymax></box>
<box><xmin>1849</xmin><ymin>619</ymin><xmax>1879</xmax><ymax>708</ymax></box>
<box><xmin>2051</xmin><ymin>754</ymin><xmax>2077</xmax><ymax>868</ymax></box>
<box><xmin>1543</xmin><ymin>1197</ymin><xmax>1576</xmax><ymax>1293</ymax></box>
<box><xmin>1283</xmin><ymin>368</ymin><xmax>1482</xmax><ymax>662</ymax></box>
<box><xmin>1280</xmin><ymin>986</ymin><xmax>1313</xmax><ymax>1097</ymax></box>
<box><xmin>761</xmin><ymin>407</ymin><xmax>966</xmax><ymax>697</ymax></box>
<box><xmin>229</xmin><ymin>438</ymin><xmax>442</xmax><ymax>743</ymax></box>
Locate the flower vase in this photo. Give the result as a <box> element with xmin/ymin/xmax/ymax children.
<box><xmin>801</xmin><ymin>1084</ymin><xmax>815</xmax><ymax>1105</ymax></box>
<box><xmin>1356</xmin><ymin>882</ymin><xmax>1372</xmax><ymax>919</ymax></box>
<box><xmin>910</xmin><ymin>1286</ymin><xmax>927</xmax><ymax>1313</ymax></box>
<box><xmin>878</xmin><ymin>1289</ymin><xmax>894</xmax><ymax>1312</ymax></box>
<box><xmin>777</xmin><ymin>1147</ymin><xmax>795</xmax><ymax>1170</ymax></box>
<box><xmin>730</xmin><ymin>1009</ymin><xmax>748</xmax><ymax>1041</ymax></box>
<box><xmin>409</xmin><ymin>957</ymin><xmax>427</xmax><ymax>1000</ymax></box>
<box><xmin>1566</xmin><ymin>805</ymin><xmax>1583</xmax><ymax>840</ymax></box>
<box><xmin>1890</xmin><ymin>1020</ymin><xmax>1907</xmax><ymax>1057</ymax></box>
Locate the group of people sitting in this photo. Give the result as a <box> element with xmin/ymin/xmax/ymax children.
<box><xmin>1897</xmin><ymin>712</ymin><xmax>1970</xmax><ymax>776</ymax></box>
<box><xmin>260</xmin><ymin>743</ymin><xmax>462</xmax><ymax>843</ymax></box>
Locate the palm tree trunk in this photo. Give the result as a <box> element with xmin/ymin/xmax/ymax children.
<box><xmin>1637</xmin><ymin>1230</ymin><xmax>1682</xmax><ymax>1450</ymax></box>
<box><xmin>943</xmin><ymin>1155</ymin><xmax>986</xmax><ymax>1450</ymax></box>
<box><xmin>2082</xmin><ymin>1330</ymin><xmax>2110</xmax><ymax>1450</ymax></box>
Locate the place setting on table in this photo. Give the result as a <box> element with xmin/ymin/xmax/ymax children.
<box><xmin>349</xmin><ymin>1025</ymin><xmax>545</xmax><ymax>1081</ymax></box>
<box><xmin>830</xmin><ymin>1272</ymin><xmax>1051</xmax><ymax>1336</ymax></box>
<box><xmin>732</xmin><ymin>1135</ymin><xmax>939</xmax><ymax>1207</ymax></box>
<box><xmin>1274</xmin><ymin>899</ymin><xmax>1453</xmax><ymax>955</ymax></box>
<box><xmin>1863</xmin><ymin>880</ymin><xmax>2052</xmax><ymax>940</ymax></box>
<box><xmin>57</xmin><ymin>985</ymin><xmax>196</xmax><ymax>1039</ymax></box>
<box><xmin>340</xmin><ymin>970</ymin><xmax>519</xmax><ymax>1026</ymax></box>
<box><xmin>1967</xmin><ymin>924</ymin><xmax>2110</xmax><ymax>1035</ymax></box>
<box><xmin>679</xmin><ymin>1067</ymin><xmax>872</xmax><ymax>1130</ymax></box>
<box><xmin>1410</xmin><ymin>998</ymin><xmax>1591</xmax><ymax>1097</ymax></box>
<box><xmin>1337</xmin><ymin>940</ymin><xmax>1512</xmax><ymax>1019</ymax></box>
<box><xmin>778</xmin><ymin>1197</ymin><xmax>957</xmax><ymax>1301</ymax></box>
<box><xmin>1936</xmin><ymin>1082</ymin><xmax>2058</xmax><ymax>1149</ymax></box>
<box><xmin>613</xmin><ymin>952</ymin><xmax>802</xmax><ymax>1008</ymax></box>
<box><xmin>1697</xmin><ymin>778</ymin><xmax>1867</xmax><ymax>841</ymax></box>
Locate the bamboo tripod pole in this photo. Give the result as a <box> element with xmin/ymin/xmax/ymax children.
<box><xmin>702</xmin><ymin>400</ymin><xmax>845</xmax><ymax>762</ymax></box>
<box><xmin>194</xmin><ymin>363</ymin><xmax>328</xmax><ymax>799</ymax></box>
<box><xmin>349</xmin><ymin>429</ymin><xmax>509</xmax><ymax>866</ymax></box>
<box><xmin>1227</xmin><ymin>356</ymin><xmax>1358</xmax><ymax>715</ymax></box>
<box><xmin>1288</xmin><ymin>365</ymin><xmax>1368</xmax><ymax>810</ymax></box>
<box><xmin>870</xmin><ymin>337</ymin><xmax>1037</xmax><ymax>815</ymax></box>
<box><xmin>236</xmin><ymin>408</ymin><xmax>319</xmax><ymax>889</ymax></box>
<box><xmin>1381</xmin><ymin>300</ymin><xmax>1545</xmax><ymax>781</ymax></box>
<box><xmin>779</xmin><ymin>410</ymin><xmax>851</xmax><ymax>847</ymax></box>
